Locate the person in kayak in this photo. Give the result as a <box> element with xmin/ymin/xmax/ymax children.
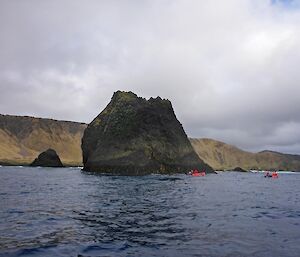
<box><xmin>192</xmin><ymin>169</ymin><xmax>200</xmax><ymax>175</ymax></box>
<box><xmin>187</xmin><ymin>169</ymin><xmax>206</xmax><ymax>176</ymax></box>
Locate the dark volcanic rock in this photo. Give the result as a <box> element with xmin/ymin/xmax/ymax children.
<box><xmin>82</xmin><ymin>91</ymin><xmax>213</xmax><ymax>175</ymax></box>
<box><xmin>233</xmin><ymin>167</ymin><xmax>248</xmax><ymax>172</ymax></box>
<box><xmin>30</xmin><ymin>149</ymin><xmax>64</xmax><ymax>167</ymax></box>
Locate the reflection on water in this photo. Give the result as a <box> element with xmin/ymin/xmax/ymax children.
<box><xmin>0</xmin><ymin>167</ymin><xmax>300</xmax><ymax>257</ymax></box>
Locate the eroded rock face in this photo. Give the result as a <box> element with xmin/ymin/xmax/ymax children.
<box><xmin>82</xmin><ymin>91</ymin><xmax>213</xmax><ymax>175</ymax></box>
<box><xmin>30</xmin><ymin>149</ymin><xmax>64</xmax><ymax>167</ymax></box>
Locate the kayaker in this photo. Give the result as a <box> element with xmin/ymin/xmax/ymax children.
<box><xmin>272</xmin><ymin>171</ymin><xmax>278</xmax><ymax>178</ymax></box>
<box><xmin>193</xmin><ymin>169</ymin><xmax>200</xmax><ymax>175</ymax></box>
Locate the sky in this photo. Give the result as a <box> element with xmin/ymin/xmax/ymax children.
<box><xmin>0</xmin><ymin>0</ymin><xmax>300</xmax><ymax>154</ymax></box>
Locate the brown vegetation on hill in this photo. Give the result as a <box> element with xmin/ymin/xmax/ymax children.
<box><xmin>190</xmin><ymin>138</ymin><xmax>300</xmax><ymax>171</ymax></box>
<box><xmin>0</xmin><ymin>114</ymin><xmax>86</xmax><ymax>166</ymax></box>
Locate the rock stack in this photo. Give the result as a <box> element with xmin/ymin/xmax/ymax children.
<box><xmin>82</xmin><ymin>91</ymin><xmax>213</xmax><ymax>175</ymax></box>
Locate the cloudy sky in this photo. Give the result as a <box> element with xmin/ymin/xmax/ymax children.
<box><xmin>0</xmin><ymin>0</ymin><xmax>300</xmax><ymax>154</ymax></box>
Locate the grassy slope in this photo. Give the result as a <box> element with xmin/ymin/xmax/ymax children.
<box><xmin>190</xmin><ymin>138</ymin><xmax>300</xmax><ymax>171</ymax></box>
<box><xmin>0</xmin><ymin>115</ymin><xmax>87</xmax><ymax>166</ymax></box>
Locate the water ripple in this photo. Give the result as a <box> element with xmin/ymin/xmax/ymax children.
<box><xmin>0</xmin><ymin>167</ymin><xmax>300</xmax><ymax>256</ymax></box>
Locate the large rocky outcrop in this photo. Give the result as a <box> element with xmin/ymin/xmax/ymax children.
<box><xmin>82</xmin><ymin>91</ymin><xmax>213</xmax><ymax>175</ymax></box>
<box><xmin>30</xmin><ymin>149</ymin><xmax>64</xmax><ymax>167</ymax></box>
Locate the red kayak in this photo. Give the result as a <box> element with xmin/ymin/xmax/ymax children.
<box><xmin>190</xmin><ymin>170</ymin><xmax>206</xmax><ymax>176</ymax></box>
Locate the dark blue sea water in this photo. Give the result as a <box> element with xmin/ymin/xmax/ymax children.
<box><xmin>0</xmin><ymin>167</ymin><xmax>300</xmax><ymax>257</ymax></box>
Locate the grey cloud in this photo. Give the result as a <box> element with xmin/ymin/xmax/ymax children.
<box><xmin>0</xmin><ymin>0</ymin><xmax>300</xmax><ymax>153</ymax></box>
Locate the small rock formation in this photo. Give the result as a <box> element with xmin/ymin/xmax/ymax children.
<box><xmin>30</xmin><ymin>149</ymin><xmax>64</xmax><ymax>167</ymax></box>
<box><xmin>233</xmin><ymin>167</ymin><xmax>248</xmax><ymax>172</ymax></box>
<box><xmin>82</xmin><ymin>91</ymin><xmax>213</xmax><ymax>175</ymax></box>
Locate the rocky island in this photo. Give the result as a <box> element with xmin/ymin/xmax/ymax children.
<box><xmin>82</xmin><ymin>91</ymin><xmax>213</xmax><ymax>175</ymax></box>
<box><xmin>30</xmin><ymin>148</ymin><xmax>64</xmax><ymax>167</ymax></box>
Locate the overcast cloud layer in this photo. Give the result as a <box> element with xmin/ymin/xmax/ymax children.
<box><xmin>0</xmin><ymin>0</ymin><xmax>300</xmax><ymax>154</ymax></box>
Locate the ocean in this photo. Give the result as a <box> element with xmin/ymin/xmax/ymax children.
<box><xmin>0</xmin><ymin>167</ymin><xmax>300</xmax><ymax>257</ymax></box>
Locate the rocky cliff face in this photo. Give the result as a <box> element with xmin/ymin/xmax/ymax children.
<box><xmin>190</xmin><ymin>138</ymin><xmax>300</xmax><ymax>171</ymax></box>
<box><xmin>82</xmin><ymin>91</ymin><xmax>213</xmax><ymax>175</ymax></box>
<box><xmin>0</xmin><ymin>114</ymin><xmax>86</xmax><ymax>166</ymax></box>
<box><xmin>30</xmin><ymin>148</ymin><xmax>64</xmax><ymax>167</ymax></box>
